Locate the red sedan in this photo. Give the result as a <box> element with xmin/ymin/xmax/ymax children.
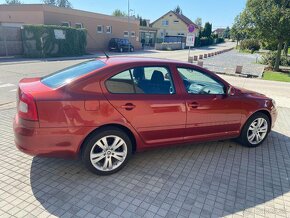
<box><xmin>14</xmin><ymin>57</ymin><xmax>277</xmax><ymax>175</ymax></box>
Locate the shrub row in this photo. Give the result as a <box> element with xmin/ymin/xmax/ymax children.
<box><xmin>240</xmin><ymin>39</ymin><xmax>260</xmax><ymax>52</ymax></box>
<box><xmin>260</xmin><ymin>51</ymin><xmax>290</xmax><ymax>67</ymax></box>
<box><xmin>22</xmin><ymin>25</ymin><xmax>87</xmax><ymax>58</ymax></box>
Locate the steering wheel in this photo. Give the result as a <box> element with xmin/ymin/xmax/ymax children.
<box><xmin>198</xmin><ymin>85</ymin><xmax>211</xmax><ymax>94</ymax></box>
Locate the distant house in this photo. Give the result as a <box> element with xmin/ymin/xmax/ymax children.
<box><xmin>0</xmin><ymin>4</ymin><xmax>141</xmax><ymax>52</ymax></box>
<box><xmin>151</xmin><ymin>11</ymin><xmax>199</xmax><ymax>42</ymax></box>
<box><xmin>213</xmin><ymin>28</ymin><xmax>226</xmax><ymax>38</ymax></box>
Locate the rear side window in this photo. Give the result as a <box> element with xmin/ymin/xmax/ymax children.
<box><xmin>106</xmin><ymin>66</ymin><xmax>175</xmax><ymax>94</ymax></box>
<box><xmin>41</xmin><ymin>60</ymin><xmax>106</xmax><ymax>88</ymax></box>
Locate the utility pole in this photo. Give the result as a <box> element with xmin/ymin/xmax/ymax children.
<box><xmin>127</xmin><ymin>0</ymin><xmax>130</xmax><ymax>51</ymax></box>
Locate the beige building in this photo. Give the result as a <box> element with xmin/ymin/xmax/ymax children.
<box><xmin>0</xmin><ymin>4</ymin><xmax>141</xmax><ymax>51</ymax></box>
<box><xmin>151</xmin><ymin>11</ymin><xmax>199</xmax><ymax>40</ymax></box>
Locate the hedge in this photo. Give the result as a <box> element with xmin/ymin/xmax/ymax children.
<box><xmin>22</xmin><ymin>25</ymin><xmax>87</xmax><ymax>58</ymax></box>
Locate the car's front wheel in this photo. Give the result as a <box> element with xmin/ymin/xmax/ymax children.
<box><xmin>82</xmin><ymin>127</ymin><xmax>132</xmax><ymax>175</ymax></box>
<box><xmin>238</xmin><ymin>112</ymin><xmax>270</xmax><ymax>147</ymax></box>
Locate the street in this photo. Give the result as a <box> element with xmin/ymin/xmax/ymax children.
<box><xmin>1</xmin><ymin>43</ymin><xmax>290</xmax><ymax>217</ymax></box>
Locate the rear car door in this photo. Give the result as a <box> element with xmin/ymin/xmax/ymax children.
<box><xmin>176</xmin><ymin>66</ymin><xmax>242</xmax><ymax>141</ymax></box>
<box><xmin>102</xmin><ymin>64</ymin><xmax>186</xmax><ymax>146</ymax></box>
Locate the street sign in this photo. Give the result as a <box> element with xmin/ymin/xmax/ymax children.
<box><xmin>188</xmin><ymin>24</ymin><xmax>195</xmax><ymax>33</ymax></box>
<box><xmin>186</xmin><ymin>33</ymin><xmax>195</xmax><ymax>47</ymax></box>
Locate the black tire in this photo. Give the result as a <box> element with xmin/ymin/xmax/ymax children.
<box><xmin>82</xmin><ymin>127</ymin><xmax>132</xmax><ymax>175</ymax></box>
<box><xmin>237</xmin><ymin>112</ymin><xmax>270</xmax><ymax>147</ymax></box>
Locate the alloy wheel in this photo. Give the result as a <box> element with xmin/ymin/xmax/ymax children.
<box><xmin>247</xmin><ymin>118</ymin><xmax>268</xmax><ymax>145</ymax></box>
<box><xmin>90</xmin><ymin>135</ymin><xmax>127</xmax><ymax>172</ymax></box>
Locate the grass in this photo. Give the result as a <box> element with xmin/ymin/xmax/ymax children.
<box><xmin>263</xmin><ymin>71</ymin><xmax>290</xmax><ymax>82</ymax></box>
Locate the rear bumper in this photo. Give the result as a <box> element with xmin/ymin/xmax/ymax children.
<box><xmin>13</xmin><ymin>115</ymin><xmax>95</xmax><ymax>158</ymax></box>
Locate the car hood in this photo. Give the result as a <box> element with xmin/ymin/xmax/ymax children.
<box><xmin>234</xmin><ymin>86</ymin><xmax>267</xmax><ymax>98</ymax></box>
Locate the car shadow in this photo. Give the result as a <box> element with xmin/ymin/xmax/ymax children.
<box><xmin>30</xmin><ymin>130</ymin><xmax>290</xmax><ymax>217</ymax></box>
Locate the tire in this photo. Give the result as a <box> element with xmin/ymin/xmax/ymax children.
<box><xmin>237</xmin><ymin>112</ymin><xmax>270</xmax><ymax>147</ymax></box>
<box><xmin>119</xmin><ymin>47</ymin><xmax>123</xmax><ymax>53</ymax></box>
<box><xmin>82</xmin><ymin>127</ymin><xmax>132</xmax><ymax>175</ymax></box>
<box><xmin>130</xmin><ymin>47</ymin><xmax>134</xmax><ymax>52</ymax></box>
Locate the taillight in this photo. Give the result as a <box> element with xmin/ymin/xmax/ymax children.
<box><xmin>17</xmin><ymin>89</ymin><xmax>38</xmax><ymax>121</ymax></box>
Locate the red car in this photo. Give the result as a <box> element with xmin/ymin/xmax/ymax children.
<box><xmin>14</xmin><ymin>57</ymin><xmax>277</xmax><ymax>175</ymax></box>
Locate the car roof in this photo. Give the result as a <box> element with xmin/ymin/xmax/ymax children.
<box><xmin>97</xmin><ymin>56</ymin><xmax>188</xmax><ymax>66</ymax></box>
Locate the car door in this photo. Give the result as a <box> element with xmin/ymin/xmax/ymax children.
<box><xmin>175</xmin><ymin>66</ymin><xmax>242</xmax><ymax>142</ymax></box>
<box><xmin>102</xmin><ymin>64</ymin><xmax>186</xmax><ymax>146</ymax></box>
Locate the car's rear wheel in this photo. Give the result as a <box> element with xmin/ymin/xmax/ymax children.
<box><xmin>82</xmin><ymin>127</ymin><xmax>132</xmax><ymax>175</ymax></box>
<box><xmin>238</xmin><ymin>112</ymin><xmax>270</xmax><ymax>147</ymax></box>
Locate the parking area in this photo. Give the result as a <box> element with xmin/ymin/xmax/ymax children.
<box><xmin>1</xmin><ymin>106</ymin><xmax>290</xmax><ymax>218</ymax></box>
<box><xmin>1</xmin><ymin>46</ymin><xmax>290</xmax><ymax>217</ymax></box>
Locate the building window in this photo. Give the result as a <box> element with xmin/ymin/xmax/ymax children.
<box><xmin>174</xmin><ymin>20</ymin><xmax>179</xmax><ymax>23</ymax></box>
<box><xmin>75</xmin><ymin>23</ymin><xmax>83</xmax><ymax>28</ymax></box>
<box><xmin>61</xmin><ymin>22</ymin><xmax>70</xmax><ymax>27</ymax></box>
<box><xmin>162</xmin><ymin>20</ymin><xmax>169</xmax><ymax>26</ymax></box>
<box><xmin>97</xmin><ymin>25</ymin><xmax>103</xmax><ymax>33</ymax></box>
<box><xmin>106</xmin><ymin>26</ymin><xmax>112</xmax><ymax>34</ymax></box>
<box><xmin>124</xmin><ymin>31</ymin><xmax>129</xmax><ymax>37</ymax></box>
<box><xmin>131</xmin><ymin>31</ymin><xmax>135</xmax><ymax>37</ymax></box>
<box><xmin>160</xmin><ymin>32</ymin><xmax>164</xmax><ymax>37</ymax></box>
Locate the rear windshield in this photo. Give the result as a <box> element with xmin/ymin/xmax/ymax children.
<box><xmin>41</xmin><ymin>60</ymin><xmax>106</xmax><ymax>88</ymax></box>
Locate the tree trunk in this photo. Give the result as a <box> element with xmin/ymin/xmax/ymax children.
<box><xmin>274</xmin><ymin>41</ymin><xmax>283</xmax><ymax>71</ymax></box>
<box><xmin>284</xmin><ymin>41</ymin><xmax>288</xmax><ymax>56</ymax></box>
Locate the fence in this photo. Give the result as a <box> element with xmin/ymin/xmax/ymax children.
<box><xmin>0</xmin><ymin>26</ymin><xmax>23</xmax><ymax>56</ymax></box>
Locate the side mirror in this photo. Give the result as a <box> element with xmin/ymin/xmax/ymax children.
<box><xmin>227</xmin><ymin>86</ymin><xmax>235</xmax><ymax>96</ymax></box>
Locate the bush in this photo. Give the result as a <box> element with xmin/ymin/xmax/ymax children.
<box><xmin>260</xmin><ymin>51</ymin><xmax>290</xmax><ymax>67</ymax></box>
<box><xmin>200</xmin><ymin>37</ymin><xmax>213</xmax><ymax>46</ymax></box>
<box><xmin>194</xmin><ymin>37</ymin><xmax>201</xmax><ymax>47</ymax></box>
<box><xmin>240</xmin><ymin>39</ymin><xmax>260</xmax><ymax>53</ymax></box>
<box><xmin>22</xmin><ymin>25</ymin><xmax>87</xmax><ymax>58</ymax></box>
<box><xmin>216</xmin><ymin>38</ymin><xmax>225</xmax><ymax>44</ymax></box>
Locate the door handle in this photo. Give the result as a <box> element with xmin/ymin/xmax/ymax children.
<box><xmin>188</xmin><ymin>102</ymin><xmax>199</xmax><ymax>109</ymax></box>
<box><xmin>121</xmin><ymin>103</ymin><xmax>136</xmax><ymax>111</ymax></box>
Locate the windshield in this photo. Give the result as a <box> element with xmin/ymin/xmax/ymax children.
<box><xmin>41</xmin><ymin>60</ymin><xmax>106</xmax><ymax>88</ymax></box>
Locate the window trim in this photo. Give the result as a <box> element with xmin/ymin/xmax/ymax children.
<box><xmin>97</xmin><ymin>25</ymin><xmax>103</xmax><ymax>33</ymax></box>
<box><xmin>131</xmin><ymin>31</ymin><xmax>136</xmax><ymax>37</ymax></box>
<box><xmin>106</xmin><ymin>26</ymin><xmax>112</xmax><ymax>34</ymax></box>
<box><xmin>105</xmin><ymin>65</ymin><xmax>176</xmax><ymax>95</ymax></box>
<box><xmin>75</xmin><ymin>23</ymin><xmax>83</xmax><ymax>28</ymax></box>
<box><xmin>123</xmin><ymin>31</ymin><xmax>129</xmax><ymax>37</ymax></box>
<box><xmin>61</xmin><ymin>21</ymin><xmax>70</xmax><ymax>27</ymax></box>
<box><xmin>176</xmin><ymin>66</ymin><xmax>227</xmax><ymax>95</ymax></box>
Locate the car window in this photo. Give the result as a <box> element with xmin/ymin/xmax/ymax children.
<box><xmin>42</xmin><ymin>60</ymin><xmax>106</xmax><ymax>88</ymax></box>
<box><xmin>106</xmin><ymin>70</ymin><xmax>135</xmax><ymax>94</ymax></box>
<box><xmin>177</xmin><ymin>68</ymin><xmax>225</xmax><ymax>95</ymax></box>
<box><xmin>106</xmin><ymin>66</ymin><xmax>175</xmax><ymax>95</ymax></box>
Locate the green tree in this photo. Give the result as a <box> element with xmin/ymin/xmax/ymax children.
<box><xmin>174</xmin><ymin>5</ymin><xmax>182</xmax><ymax>14</ymax></box>
<box><xmin>112</xmin><ymin>9</ymin><xmax>127</xmax><ymax>17</ymax></box>
<box><xmin>230</xmin><ymin>13</ymin><xmax>249</xmax><ymax>46</ymax></box>
<box><xmin>5</xmin><ymin>0</ymin><xmax>22</xmax><ymax>4</ymax></box>
<box><xmin>43</xmin><ymin>0</ymin><xmax>72</xmax><ymax>8</ymax></box>
<box><xmin>43</xmin><ymin>0</ymin><xmax>56</xmax><ymax>5</ymax></box>
<box><xmin>194</xmin><ymin>17</ymin><xmax>202</xmax><ymax>28</ymax></box>
<box><xmin>202</xmin><ymin>22</ymin><xmax>212</xmax><ymax>38</ymax></box>
<box><xmin>57</xmin><ymin>0</ymin><xmax>72</xmax><ymax>8</ymax></box>
<box><xmin>244</xmin><ymin>0</ymin><xmax>290</xmax><ymax>71</ymax></box>
<box><xmin>223</xmin><ymin>26</ymin><xmax>230</xmax><ymax>38</ymax></box>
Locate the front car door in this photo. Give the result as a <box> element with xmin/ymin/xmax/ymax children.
<box><xmin>175</xmin><ymin>66</ymin><xmax>243</xmax><ymax>142</ymax></box>
<box><xmin>102</xmin><ymin>64</ymin><xmax>186</xmax><ymax>147</ymax></box>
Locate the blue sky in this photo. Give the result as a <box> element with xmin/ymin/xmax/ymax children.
<box><xmin>0</xmin><ymin>0</ymin><xmax>246</xmax><ymax>28</ymax></box>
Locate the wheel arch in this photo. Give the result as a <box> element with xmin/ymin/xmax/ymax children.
<box><xmin>242</xmin><ymin>109</ymin><xmax>272</xmax><ymax>132</ymax></box>
<box><xmin>78</xmin><ymin>123</ymin><xmax>137</xmax><ymax>158</ymax></box>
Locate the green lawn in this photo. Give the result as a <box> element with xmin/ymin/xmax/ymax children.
<box><xmin>263</xmin><ymin>71</ymin><xmax>290</xmax><ymax>82</ymax></box>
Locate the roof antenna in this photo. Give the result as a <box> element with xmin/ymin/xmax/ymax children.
<box><xmin>103</xmin><ymin>50</ymin><xmax>110</xmax><ymax>59</ymax></box>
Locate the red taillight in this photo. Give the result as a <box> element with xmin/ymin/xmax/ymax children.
<box><xmin>17</xmin><ymin>89</ymin><xmax>38</xmax><ymax>121</ymax></box>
